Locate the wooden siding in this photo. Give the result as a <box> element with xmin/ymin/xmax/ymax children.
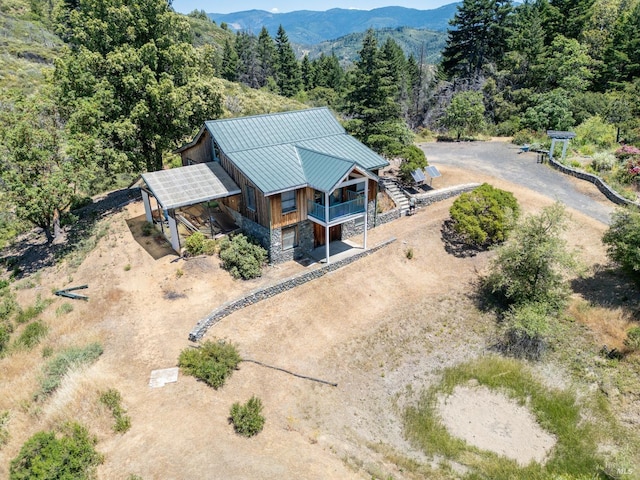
<box><xmin>217</xmin><ymin>153</ymin><xmax>269</xmax><ymax>227</ymax></box>
<box><xmin>270</xmin><ymin>189</ymin><xmax>308</xmax><ymax>229</ymax></box>
<box><xmin>180</xmin><ymin>130</ymin><xmax>213</xmax><ymax>165</ymax></box>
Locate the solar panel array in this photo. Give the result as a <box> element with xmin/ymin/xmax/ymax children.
<box><xmin>410</xmin><ymin>168</ymin><xmax>426</xmax><ymax>183</ymax></box>
<box><xmin>142</xmin><ymin>162</ymin><xmax>241</xmax><ymax>210</ymax></box>
<box><xmin>425</xmin><ymin>166</ymin><xmax>442</xmax><ymax>178</ymax></box>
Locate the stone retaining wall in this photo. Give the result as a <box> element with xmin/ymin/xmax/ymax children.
<box><xmin>414</xmin><ymin>183</ymin><xmax>482</xmax><ymax>206</ymax></box>
<box><xmin>188</xmin><ymin>238</ymin><xmax>397</xmax><ymax>341</ymax></box>
<box><xmin>548</xmin><ymin>157</ymin><xmax>640</xmax><ymax>208</ymax></box>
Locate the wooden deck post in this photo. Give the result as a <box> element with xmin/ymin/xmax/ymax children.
<box><xmin>324</xmin><ymin>192</ymin><xmax>330</xmax><ymax>264</ymax></box>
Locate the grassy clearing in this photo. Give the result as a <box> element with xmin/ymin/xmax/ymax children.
<box><xmin>404</xmin><ymin>356</ymin><xmax>612</xmax><ymax>479</ymax></box>
<box><xmin>35</xmin><ymin>343</ymin><xmax>104</xmax><ymax>401</ymax></box>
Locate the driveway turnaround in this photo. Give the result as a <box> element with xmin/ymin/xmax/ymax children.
<box><xmin>422</xmin><ymin>141</ymin><xmax>614</xmax><ymax>225</ymax></box>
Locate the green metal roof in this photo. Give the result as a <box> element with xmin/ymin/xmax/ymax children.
<box><xmin>299</xmin><ymin>148</ymin><xmax>356</xmax><ymax>193</ymax></box>
<box><xmin>201</xmin><ymin>107</ymin><xmax>389</xmax><ymax>195</ymax></box>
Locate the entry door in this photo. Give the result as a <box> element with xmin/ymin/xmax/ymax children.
<box><xmin>313</xmin><ymin>224</ymin><xmax>342</xmax><ymax>248</ymax></box>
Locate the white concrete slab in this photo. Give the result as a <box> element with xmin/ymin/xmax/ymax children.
<box><xmin>149</xmin><ymin>367</ymin><xmax>179</xmax><ymax>388</ymax></box>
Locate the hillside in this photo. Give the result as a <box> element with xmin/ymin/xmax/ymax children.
<box><xmin>208</xmin><ymin>4</ymin><xmax>459</xmax><ymax>45</ymax></box>
<box><xmin>298</xmin><ymin>27</ymin><xmax>446</xmax><ymax>65</ymax></box>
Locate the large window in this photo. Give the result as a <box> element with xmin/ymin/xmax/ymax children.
<box><xmin>281</xmin><ymin>190</ymin><xmax>297</xmax><ymax>214</ymax></box>
<box><xmin>246</xmin><ymin>185</ymin><xmax>256</xmax><ymax>211</ymax></box>
<box><xmin>282</xmin><ymin>226</ymin><xmax>298</xmax><ymax>250</ymax></box>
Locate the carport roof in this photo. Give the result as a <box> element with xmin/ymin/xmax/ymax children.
<box><xmin>141</xmin><ymin>162</ymin><xmax>241</xmax><ymax>210</ymax></box>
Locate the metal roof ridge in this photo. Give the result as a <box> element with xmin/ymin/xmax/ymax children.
<box><xmin>204</xmin><ymin>106</ymin><xmax>331</xmax><ymax>126</ymax></box>
<box><xmin>218</xmin><ymin>132</ymin><xmax>347</xmax><ymax>154</ymax></box>
<box><xmin>294</xmin><ymin>144</ymin><xmax>356</xmax><ymax>167</ymax></box>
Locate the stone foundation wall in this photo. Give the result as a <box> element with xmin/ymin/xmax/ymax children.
<box><xmin>188</xmin><ymin>237</ymin><xmax>396</xmax><ymax>341</ymax></box>
<box><xmin>269</xmin><ymin>221</ymin><xmax>314</xmax><ymax>264</ymax></box>
<box><xmin>547</xmin><ymin>158</ymin><xmax>640</xmax><ymax>208</ymax></box>
<box><xmin>414</xmin><ymin>183</ymin><xmax>482</xmax><ymax>206</ymax></box>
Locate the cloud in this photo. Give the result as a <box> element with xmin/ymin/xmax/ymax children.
<box><xmin>270</xmin><ymin>7</ymin><xmax>279</xmax><ymax>13</ymax></box>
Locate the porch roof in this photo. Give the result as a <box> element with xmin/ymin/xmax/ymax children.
<box><xmin>141</xmin><ymin>162</ymin><xmax>241</xmax><ymax>210</ymax></box>
<box><xmin>299</xmin><ymin>148</ymin><xmax>357</xmax><ymax>193</ymax></box>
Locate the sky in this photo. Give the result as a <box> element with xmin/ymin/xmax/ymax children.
<box><xmin>172</xmin><ymin>0</ymin><xmax>454</xmax><ymax>14</ymax></box>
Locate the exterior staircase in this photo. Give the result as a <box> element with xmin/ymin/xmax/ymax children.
<box><xmin>380</xmin><ymin>177</ymin><xmax>410</xmax><ymax>215</ymax></box>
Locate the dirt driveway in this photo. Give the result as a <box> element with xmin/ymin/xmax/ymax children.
<box><xmin>421</xmin><ymin>140</ymin><xmax>615</xmax><ymax>225</ymax></box>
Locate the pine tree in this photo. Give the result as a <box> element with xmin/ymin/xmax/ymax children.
<box><xmin>256</xmin><ymin>27</ymin><xmax>276</xmax><ymax>87</ymax></box>
<box><xmin>441</xmin><ymin>0</ymin><xmax>513</xmax><ymax>78</ymax></box>
<box><xmin>274</xmin><ymin>25</ymin><xmax>301</xmax><ymax>97</ymax></box>
<box><xmin>301</xmin><ymin>55</ymin><xmax>314</xmax><ymax>90</ymax></box>
<box><xmin>221</xmin><ymin>38</ymin><xmax>238</xmax><ymax>82</ymax></box>
<box><xmin>235</xmin><ymin>31</ymin><xmax>259</xmax><ymax>88</ymax></box>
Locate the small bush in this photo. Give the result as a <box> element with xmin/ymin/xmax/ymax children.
<box><xmin>99</xmin><ymin>389</ymin><xmax>131</xmax><ymax>433</ymax></box>
<box><xmin>15</xmin><ymin>295</ymin><xmax>51</xmax><ymax>324</ymax></box>
<box><xmin>141</xmin><ymin>221</ymin><xmax>154</xmax><ymax>236</ymax></box>
<box><xmin>0</xmin><ymin>410</ymin><xmax>9</xmax><ymax>447</ymax></box>
<box><xmin>218</xmin><ymin>234</ymin><xmax>267</xmax><ymax>280</ymax></box>
<box><xmin>178</xmin><ymin>339</ymin><xmax>241</xmax><ymax>389</ymax></box>
<box><xmin>15</xmin><ymin>321</ymin><xmax>48</xmax><ymax>350</ymax></box>
<box><xmin>590</xmin><ymin>151</ymin><xmax>616</xmax><ymax>172</ymax></box>
<box><xmin>602</xmin><ymin>207</ymin><xmax>640</xmax><ymax>275</ymax></box>
<box><xmin>398</xmin><ymin>145</ymin><xmax>428</xmax><ymax>184</ymax></box>
<box><xmin>449</xmin><ymin>183</ymin><xmax>520</xmax><ymax>248</ymax></box>
<box><xmin>55</xmin><ymin>303</ymin><xmax>74</xmax><ymax>317</ymax></box>
<box><xmin>512</xmin><ymin>129</ymin><xmax>534</xmax><ymax>146</ymax></box>
<box><xmin>36</xmin><ymin>343</ymin><xmax>104</xmax><ymax>401</ymax></box>
<box><xmin>229</xmin><ymin>396</ymin><xmax>265</xmax><ymax>437</ymax></box>
<box><xmin>184</xmin><ymin>231</ymin><xmax>218</xmax><ymax>256</ymax></box>
<box><xmin>405</xmin><ymin>247</ymin><xmax>414</xmax><ymax>260</ymax></box>
<box><xmin>70</xmin><ymin>195</ymin><xmax>93</xmax><ymax>211</ymax></box>
<box><xmin>0</xmin><ymin>321</ymin><xmax>13</xmax><ymax>355</ymax></box>
<box><xmin>614</xmin><ymin>145</ymin><xmax>640</xmax><ymax>161</ymax></box>
<box><xmin>500</xmin><ymin>302</ymin><xmax>553</xmax><ymax>360</ymax></box>
<box><xmin>0</xmin><ymin>292</ymin><xmax>17</xmax><ymax>322</ymax></box>
<box><xmin>9</xmin><ymin>422</ymin><xmax>103</xmax><ymax>480</ymax></box>
<box><xmin>574</xmin><ymin>115</ymin><xmax>616</xmax><ymax>149</ymax></box>
<box><xmin>624</xmin><ymin>326</ymin><xmax>640</xmax><ymax>352</ymax></box>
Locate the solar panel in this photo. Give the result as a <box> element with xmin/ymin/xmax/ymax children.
<box><xmin>410</xmin><ymin>168</ymin><xmax>426</xmax><ymax>183</ymax></box>
<box><xmin>425</xmin><ymin>166</ymin><xmax>441</xmax><ymax>178</ymax></box>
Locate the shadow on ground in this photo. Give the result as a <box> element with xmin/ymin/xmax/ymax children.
<box><xmin>126</xmin><ymin>214</ymin><xmax>176</xmax><ymax>260</ymax></box>
<box><xmin>1</xmin><ymin>189</ymin><xmax>141</xmax><ymax>277</ymax></box>
<box><xmin>571</xmin><ymin>264</ymin><xmax>640</xmax><ymax>317</ymax></box>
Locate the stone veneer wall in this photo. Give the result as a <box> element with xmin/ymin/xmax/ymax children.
<box><xmin>269</xmin><ymin>221</ymin><xmax>314</xmax><ymax>264</ymax></box>
<box><xmin>547</xmin><ymin>157</ymin><xmax>640</xmax><ymax>208</ymax></box>
<box><xmin>414</xmin><ymin>183</ymin><xmax>482</xmax><ymax>206</ymax></box>
<box><xmin>188</xmin><ymin>237</ymin><xmax>396</xmax><ymax>341</ymax></box>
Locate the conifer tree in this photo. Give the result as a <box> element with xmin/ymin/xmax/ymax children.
<box><xmin>221</xmin><ymin>38</ymin><xmax>239</xmax><ymax>81</ymax></box>
<box><xmin>256</xmin><ymin>26</ymin><xmax>276</xmax><ymax>87</ymax></box>
<box><xmin>274</xmin><ymin>25</ymin><xmax>301</xmax><ymax>97</ymax></box>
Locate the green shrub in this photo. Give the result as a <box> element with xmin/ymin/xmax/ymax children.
<box><xmin>36</xmin><ymin>343</ymin><xmax>104</xmax><ymax>401</ymax></box>
<box><xmin>9</xmin><ymin>422</ymin><xmax>103</xmax><ymax>480</ymax></box>
<box><xmin>218</xmin><ymin>234</ymin><xmax>267</xmax><ymax>280</ymax></box>
<box><xmin>624</xmin><ymin>326</ymin><xmax>640</xmax><ymax>352</ymax></box>
<box><xmin>0</xmin><ymin>410</ymin><xmax>9</xmax><ymax>447</ymax></box>
<box><xmin>398</xmin><ymin>145</ymin><xmax>428</xmax><ymax>184</ymax></box>
<box><xmin>590</xmin><ymin>151</ymin><xmax>616</xmax><ymax>172</ymax></box>
<box><xmin>0</xmin><ymin>321</ymin><xmax>13</xmax><ymax>355</ymax></box>
<box><xmin>178</xmin><ymin>339</ymin><xmax>241</xmax><ymax>389</ymax></box>
<box><xmin>99</xmin><ymin>389</ymin><xmax>131</xmax><ymax>433</ymax></box>
<box><xmin>141</xmin><ymin>221</ymin><xmax>154</xmax><ymax>236</ymax></box>
<box><xmin>70</xmin><ymin>195</ymin><xmax>93</xmax><ymax>211</ymax></box>
<box><xmin>184</xmin><ymin>231</ymin><xmax>218</xmax><ymax>256</ymax></box>
<box><xmin>229</xmin><ymin>396</ymin><xmax>265</xmax><ymax>437</ymax></box>
<box><xmin>15</xmin><ymin>295</ymin><xmax>52</xmax><ymax>324</ymax></box>
<box><xmin>15</xmin><ymin>321</ymin><xmax>48</xmax><ymax>350</ymax></box>
<box><xmin>574</xmin><ymin>115</ymin><xmax>616</xmax><ymax>149</ymax></box>
<box><xmin>602</xmin><ymin>207</ymin><xmax>640</xmax><ymax>276</ymax></box>
<box><xmin>449</xmin><ymin>183</ymin><xmax>520</xmax><ymax>248</ymax></box>
<box><xmin>55</xmin><ymin>302</ymin><xmax>74</xmax><ymax>317</ymax></box>
<box><xmin>501</xmin><ymin>302</ymin><xmax>554</xmax><ymax>360</ymax></box>
<box><xmin>0</xmin><ymin>295</ymin><xmax>17</xmax><ymax>322</ymax></box>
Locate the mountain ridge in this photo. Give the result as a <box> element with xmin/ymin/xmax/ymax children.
<box><xmin>208</xmin><ymin>4</ymin><xmax>459</xmax><ymax>45</ymax></box>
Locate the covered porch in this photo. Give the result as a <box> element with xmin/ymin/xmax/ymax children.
<box><xmin>141</xmin><ymin>162</ymin><xmax>241</xmax><ymax>254</ymax></box>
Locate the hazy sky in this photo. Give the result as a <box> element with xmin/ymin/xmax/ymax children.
<box><xmin>172</xmin><ymin>1</ymin><xmax>454</xmax><ymax>14</ymax></box>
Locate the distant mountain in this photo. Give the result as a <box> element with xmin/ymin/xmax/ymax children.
<box><xmin>208</xmin><ymin>4</ymin><xmax>459</xmax><ymax>45</ymax></box>
<box><xmin>298</xmin><ymin>27</ymin><xmax>447</xmax><ymax>65</ymax></box>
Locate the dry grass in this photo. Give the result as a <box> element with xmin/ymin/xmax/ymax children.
<box><xmin>568</xmin><ymin>299</ymin><xmax>634</xmax><ymax>351</ymax></box>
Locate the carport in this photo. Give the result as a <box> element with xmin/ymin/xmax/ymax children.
<box><xmin>141</xmin><ymin>162</ymin><xmax>241</xmax><ymax>253</ymax></box>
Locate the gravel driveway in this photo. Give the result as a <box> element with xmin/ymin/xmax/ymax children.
<box><xmin>421</xmin><ymin>141</ymin><xmax>614</xmax><ymax>225</ymax></box>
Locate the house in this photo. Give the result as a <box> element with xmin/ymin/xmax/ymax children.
<box><xmin>140</xmin><ymin>107</ymin><xmax>390</xmax><ymax>264</ymax></box>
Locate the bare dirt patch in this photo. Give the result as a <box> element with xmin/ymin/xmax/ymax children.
<box><xmin>437</xmin><ymin>384</ymin><xmax>556</xmax><ymax>466</ymax></box>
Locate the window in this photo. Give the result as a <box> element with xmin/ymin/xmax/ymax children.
<box><xmin>282</xmin><ymin>226</ymin><xmax>298</xmax><ymax>250</ymax></box>
<box><xmin>246</xmin><ymin>185</ymin><xmax>256</xmax><ymax>211</ymax></box>
<box><xmin>281</xmin><ymin>190</ymin><xmax>296</xmax><ymax>214</ymax></box>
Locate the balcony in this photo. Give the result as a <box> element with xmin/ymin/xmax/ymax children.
<box><xmin>307</xmin><ymin>191</ymin><xmax>365</xmax><ymax>223</ymax></box>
